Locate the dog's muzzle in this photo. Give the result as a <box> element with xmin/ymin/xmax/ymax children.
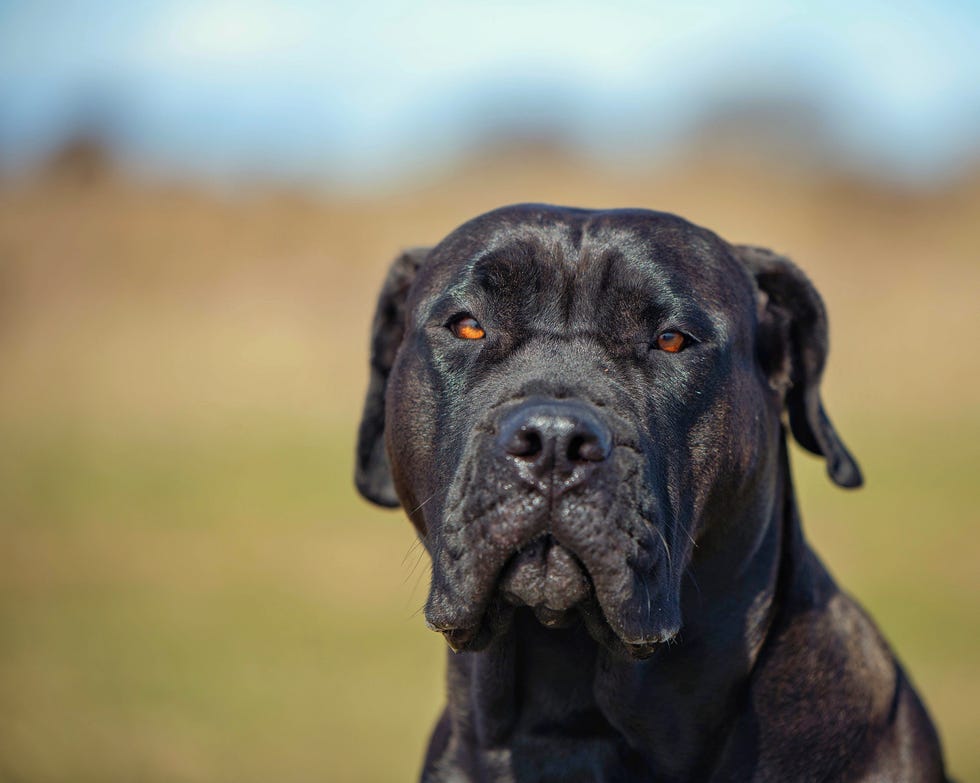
<box><xmin>425</xmin><ymin>396</ymin><xmax>674</xmax><ymax>657</ymax></box>
<box><xmin>491</xmin><ymin>399</ymin><xmax>611</xmax><ymax>622</ymax></box>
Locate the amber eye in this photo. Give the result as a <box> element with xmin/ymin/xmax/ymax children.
<box><xmin>655</xmin><ymin>331</ymin><xmax>686</xmax><ymax>353</ymax></box>
<box><xmin>448</xmin><ymin>315</ymin><xmax>485</xmax><ymax>340</ymax></box>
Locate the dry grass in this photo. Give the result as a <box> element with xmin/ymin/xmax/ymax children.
<box><xmin>0</xmin><ymin>152</ymin><xmax>978</xmax><ymax>781</ymax></box>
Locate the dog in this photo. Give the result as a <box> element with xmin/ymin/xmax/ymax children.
<box><xmin>355</xmin><ymin>204</ymin><xmax>947</xmax><ymax>782</ymax></box>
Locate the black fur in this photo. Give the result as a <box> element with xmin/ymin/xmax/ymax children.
<box><xmin>355</xmin><ymin>205</ymin><xmax>946</xmax><ymax>782</ymax></box>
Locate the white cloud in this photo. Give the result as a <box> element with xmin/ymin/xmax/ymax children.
<box><xmin>134</xmin><ymin>1</ymin><xmax>318</xmax><ymax>68</ymax></box>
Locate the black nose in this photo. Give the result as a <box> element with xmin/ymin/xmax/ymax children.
<box><xmin>497</xmin><ymin>400</ymin><xmax>612</xmax><ymax>484</ymax></box>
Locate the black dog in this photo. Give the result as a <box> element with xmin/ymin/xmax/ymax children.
<box><xmin>355</xmin><ymin>205</ymin><xmax>947</xmax><ymax>782</ymax></box>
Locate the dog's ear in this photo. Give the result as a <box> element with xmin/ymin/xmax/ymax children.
<box><xmin>355</xmin><ymin>247</ymin><xmax>430</xmax><ymax>507</ymax></box>
<box><xmin>736</xmin><ymin>245</ymin><xmax>863</xmax><ymax>489</ymax></box>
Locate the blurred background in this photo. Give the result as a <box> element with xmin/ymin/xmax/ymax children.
<box><xmin>0</xmin><ymin>1</ymin><xmax>977</xmax><ymax>781</ymax></box>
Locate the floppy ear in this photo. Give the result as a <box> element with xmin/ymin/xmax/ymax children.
<box><xmin>736</xmin><ymin>245</ymin><xmax>863</xmax><ymax>489</ymax></box>
<box><xmin>355</xmin><ymin>247</ymin><xmax>430</xmax><ymax>507</ymax></box>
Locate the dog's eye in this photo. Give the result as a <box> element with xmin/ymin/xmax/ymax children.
<box><xmin>655</xmin><ymin>331</ymin><xmax>686</xmax><ymax>353</ymax></box>
<box><xmin>448</xmin><ymin>314</ymin><xmax>485</xmax><ymax>340</ymax></box>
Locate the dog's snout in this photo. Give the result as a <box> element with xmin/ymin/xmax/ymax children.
<box><xmin>498</xmin><ymin>400</ymin><xmax>612</xmax><ymax>482</ymax></box>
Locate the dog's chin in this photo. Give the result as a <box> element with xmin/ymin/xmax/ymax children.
<box><xmin>426</xmin><ymin>536</ymin><xmax>679</xmax><ymax>660</ymax></box>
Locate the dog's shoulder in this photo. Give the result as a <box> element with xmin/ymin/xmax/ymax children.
<box><xmin>714</xmin><ymin>548</ymin><xmax>946</xmax><ymax>781</ymax></box>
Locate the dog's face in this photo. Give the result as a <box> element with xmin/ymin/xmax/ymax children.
<box><xmin>356</xmin><ymin>205</ymin><xmax>860</xmax><ymax>658</ymax></box>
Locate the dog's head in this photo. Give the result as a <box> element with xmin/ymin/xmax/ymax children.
<box><xmin>355</xmin><ymin>205</ymin><xmax>860</xmax><ymax>658</ymax></box>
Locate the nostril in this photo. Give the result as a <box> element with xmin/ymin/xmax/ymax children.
<box><xmin>567</xmin><ymin>432</ymin><xmax>611</xmax><ymax>463</ymax></box>
<box><xmin>506</xmin><ymin>427</ymin><xmax>543</xmax><ymax>458</ymax></box>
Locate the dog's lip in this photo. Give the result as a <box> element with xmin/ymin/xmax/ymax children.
<box><xmin>621</xmin><ymin>631</ymin><xmax>677</xmax><ymax>657</ymax></box>
<box><xmin>577</xmin><ymin>600</ymin><xmax>678</xmax><ymax>660</ymax></box>
<box><xmin>425</xmin><ymin>597</ymin><xmax>676</xmax><ymax>658</ymax></box>
<box><xmin>424</xmin><ymin>505</ymin><xmax>679</xmax><ymax>656</ymax></box>
<box><xmin>425</xmin><ymin>598</ymin><xmax>508</xmax><ymax>653</ymax></box>
<box><xmin>531</xmin><ymin>605</ymin><xmax>577</xmax><ymax>628</ymax></box>
<box><xmin>425</xmin><ymin>574</ymin><xmax>678</xmax><ymax>660</ymax></box>
<box><xmin>424</xmin><ymin>536</ymin><xmax>592</xmax><ymax>651</ymax></box>
<box><xmin>498</xmin><ymin>534</ymin><xmax>592</xmax><ymax>612</ymax></box>
<box><xmin>424</xmin><ymin>621</ymin><xmax>478</xmax><ymax>653</ymax></box>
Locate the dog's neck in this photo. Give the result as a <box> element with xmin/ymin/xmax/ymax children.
<box><xmin>433</xmin><ymin>448</ymin><xmax>806</xmax><ymax>781</ymax></box>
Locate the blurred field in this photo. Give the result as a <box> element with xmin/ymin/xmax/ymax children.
<box><xmin>0</xmin><ymin>151</ymin><xmax>978</xmax><ymax>782</ymax></box>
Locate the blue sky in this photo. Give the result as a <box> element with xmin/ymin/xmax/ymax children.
<box><xmin>0</xmin><ymin>0</ymin><xmax>977</xmax><ymax>185</ymax></box>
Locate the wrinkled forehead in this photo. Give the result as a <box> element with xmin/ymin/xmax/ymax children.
<box><xmin>413</xmin><ymin>206</ymin><xmax>756</xmax><ymax>329</ymax></box>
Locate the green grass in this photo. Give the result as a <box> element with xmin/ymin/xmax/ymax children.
<box><xmin>0</xmin><ymin>416</ymin><xmax>444</xmax><ymax>783</ymax></box>
<box><xmin>0</xmin><ymin>412</ymin><xmax>976</xmax><ymax>781</ymax></box>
